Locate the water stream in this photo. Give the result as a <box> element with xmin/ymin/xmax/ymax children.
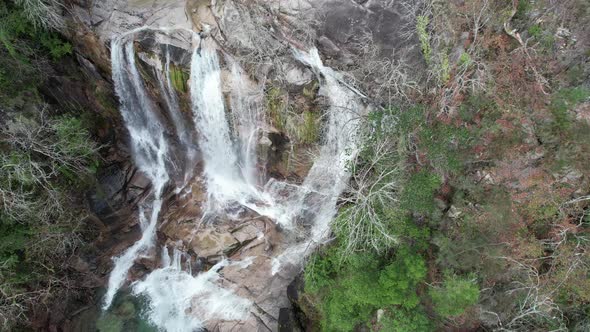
<box><xmin>103</xmin><ymin>36</ymin><xmax>170</xmax><ymax>310</ymax></box>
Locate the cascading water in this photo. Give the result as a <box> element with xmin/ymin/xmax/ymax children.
<box><xmin>189</xmin><ymin>46</ymin><xmax>252</xmax><ymax>212</ymax></box>
<box><xmin>270</xmin><ymin>47</ymin><xmax>362</xmax><ymax>273</ymax></box>
<box><xmin>156</xmin><ymin>47</ymin><xmax>197</xmax><ymax>188</ymax></box>
<box><xmin>103</xmin><ymin>35</ymin><xmax>171</xmax><ymax>310</ymax></box>
<box><xmin>229</xmin><ymin>61</ymin><xmax>265</xmax><ymax>188</ymax></box>
<box><xmin>132</xmin><ymin>247</ymin><xmax>251</xmax><ymax>332</ymax></box>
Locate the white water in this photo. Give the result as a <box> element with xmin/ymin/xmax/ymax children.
<box><xmin>132</xmin><ymin>247</ymin><xmax>252</xmax><ymax>332</ymax></box>
<box><xmin>103</xmin><ymin>36</ymin><xmax>171</xmax><ymax>310</ymax></box>
<box><xmin>156</xmin><ymin>47</ymin><xmax>197</xmax><ymax>188</ymax></box>
<box><xmin>189</xmin><ymin>46</ymin><xmax>255</xmax><ymax>213</ymax></box>
<box><xmin>229</xmin><ymin>61</ymin><xmax>265</xmax><ymax>188</ymax></box>
<box><xmin>271</xmin><ymin>47</ymin><xmax>362</xmax><ymax>273</ymax></box>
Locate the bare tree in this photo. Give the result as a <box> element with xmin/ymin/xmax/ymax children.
<box><xmin>13</xmin><ymin>0</ymin><xmax>65</xmax><ymax>31</ymax></box>
<box><xmin>334</xmin><ymin>112</ymin><xmax>405</xmax><ymax>257</ymax></box>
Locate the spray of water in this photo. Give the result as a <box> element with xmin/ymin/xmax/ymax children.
<box><xmin>132</xmin><ymin>247</ymin><xmax>252</xmax><ymax>332</ymax></box>
<box><xmin>189</xmin><ymin>46</ymin><xmax>253</xmax><ymax>213</ymax></box>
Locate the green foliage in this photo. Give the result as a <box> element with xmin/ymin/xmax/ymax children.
<box><xmin>54</xmin><ymin>117</ymin><xmax>97</xmax><ymax>161</ymax></box>
<box><xmin>438</xmin><ymin>52</ymin><xmax>450</xmax><ymax>83</ymax></box>
<box><xmin>0</xmin><ymin>113</ymin><xmax>97</xmax><ymax>328</ymax></box>
<box><xmin>0</xmin><ymin>0</ymin><xmax>72</xmax><ymax>105</ymax></box>
<box><xmin>434</xmin><ymin>188</ymin><xmax>514</xmax><ymax>275</ymax></box>
<box><xmin>527</xmin><ymin>24</ymin><xmax>542</xmax><ymax>38</ymax></box>
<box><xmin>400</xmin><ymin>171</ymin><xmax>441</xmax><ymax>214</ymax></box>
<box><xmin>430</xmin><ymin>274</ymin><xmax>480</xmax><ymax>317</ymax></box>
<box><xmin>379</xmin><ymin>307</ymin><xmax>432</xmax><ymax>332</ymax></box>
<box><xmin>305</xmin><ymin>245</ymin><xmax>428</xmax><ymax>331</ymax></box>
<box><xmin>416</xmin><ymin>15</ymin><xmax>431</xmax><ymax>64</ymax></box>
<box><xmin>378</xmin><ymin>247</ymin><xmax>427</xmax><ymax>309</ymax></box>
<box><xmin>39</xmin><ymin>31</ymin><xmax>72</xmax><ymax>59</ymax></box>
<box><xmin>458</xmin><ymin>93</ymin><xmax>499</xmax><ymax>124</ymax></box>
<box><xmin>458</xmin><ymin>52</ymin><xmax>472</xmax><ymax>68</ymax></box>
<box><xmin>514</xmin><ymin>0</ymin><xmax>532</xmax><ymax>21</ymax></box>
<box><xmin>0</xmin><ymin>1</ymin><xmax>70</xmax><ymax>58</ymax></box>
<box><xmin>420</xmin><ymin>122</ymin><xmax>472</xmax><ymax>174</ymax></box>
<box><xmin>550</xmin><ymin>87</ymin><xmax>589</xmax><ymax>132</ymax></box>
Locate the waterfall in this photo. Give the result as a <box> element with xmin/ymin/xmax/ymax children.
<box><xmin>230</xmin><ymin>61</ymin><xmax>264</xmax><ymax>188</ymax></box>
<box><xmin>296</xmin><ymin>48</ymin><xmax>361</xmax><ymax>238</ymax></box>
<box><xmin>103</xmin><ymin>24</ymin><xmax>364</xmax><ymax>328</ymax></box>
<box><xmin>103</xmin><ymin>36</ymin><xmax>171</xmax><ymax>309</ymax></box>
<box><xmin>271</xmin><ymin>47</ymin><xmax>362</xmax><ymax>273</ymax></box>
<box><xmin>156</xmin><ymin>47</ymin><xmax>197</xmax><ymax>188</ymax></box>
<box><xmin>189</xmin><ymin>47</ymin><xmax>253</xmax><ymax>213</ymax></box>
<box><xmin>132</xmin><ymin>247</ymin><xmax>252</xmax><ymax>332</ymax></box>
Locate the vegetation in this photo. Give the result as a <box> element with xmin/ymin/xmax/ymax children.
<box><xmin>416</xmin><ymin>15</ymin><xmax>431</xmax><ymax>64</ymax></box>
<box><xmin>0</xmin><ymin>0</ymin><xmax>99</xmax><ymax>329</ymax></box>
<box><xmin>301</xmin><ymin>0</ymin><xmax>590</xmax><ymax>331</ymax></box>
<box><xmin>429</xmin><ymin>274</ymin><xmax>479</xmax><ymax>317</ymax></box>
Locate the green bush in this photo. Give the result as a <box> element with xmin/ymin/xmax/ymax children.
<box><xmin>400</xmin><ymin>171</ymin><xmax>441</xmax><ymax>214</ymax></box>
<box><xmin>550</xmin><ymin>87</ymin><xmax>589</xmax><ymax>132</ymax></box>
<box><xmin>379</xmin><ymin>307</ymin><xmax>432</xmax><ymax>332</ymax></box>
<box><xmin>0</xmin><ymin>113</ymin><xmax>97</xmax><ymax>329</ymax></box>
<box><xmin>305</xmin><ymin>245</ymin><xmax>428</xmax><ymax>331</ymax></box>
<box><xmin>430</xmin><ymin>274</ymin><xmax>480</xmax><ymax>317</ymax></box>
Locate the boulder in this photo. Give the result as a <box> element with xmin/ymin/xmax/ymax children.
<box><xmin>189</xmin><ymin>229</ymin><xmax>240</xmax><ymax>258</ymax></box>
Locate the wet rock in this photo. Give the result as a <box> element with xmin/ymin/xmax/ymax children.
<box><xmin>285</xmin><ymin>64</ymin><xmax>314</xmax><ymax>88</ymax></box>
<box><xmin>232</xmin><ymin>223</ymin><xmax>261</xmax><ymax>244</ymax></box>
<box><xmin>286</xmin><ymin>273</ymin><xmax>311</xmax><ymax>330</ymax></box>
<box><xmin>279</xmin><ymin>307</ymin><xmax>303</xmax><ymax>332</ymax></box>
<box><xmin>189</xmin><ymin>229</ymin><xmax>240</xmax><ymax>258</ymax></box>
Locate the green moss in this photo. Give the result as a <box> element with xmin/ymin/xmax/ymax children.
<box><xmin>96</xmin><ymin>313</ymin><xmax>124</xmax><ymax>332</ymax></box>
<box><xmin>298</xmin><ymin>110</ymin><xmax>319</xmax><ymax>144</ymax></box>
<box><xmin>169</xmin><ymin>63</ymin><xmax>189</xmax><ymax>93</ymax></box>
<box><xmin>266</xmin><ymin>86</ymin><xmax>287</xmax><ymax>131</ymax></box>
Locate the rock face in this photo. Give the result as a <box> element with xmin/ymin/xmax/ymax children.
<box><xmin>58</xmin><ymin>0</ymin><xmax>421</xmax><ymax>330</ymax></box>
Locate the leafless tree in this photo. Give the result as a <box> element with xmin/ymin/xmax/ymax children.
<box><xmin>13</xmin><ymin>0</ymin><xmax>65</xmax><ymax>31</ymax></box>
<box><xmin>334</xmin><ymin>115</ymin><xmax>405</xmax><ymax>257</ymax></box>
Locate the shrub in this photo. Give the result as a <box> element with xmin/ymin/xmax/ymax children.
<box><xmin>416</xmin><ymin>15</ymin><xmax>431</xmax><ymax>64</ymax></box>
<box><xmin>379</xmin><ymin>307</ymin><xmax>432</xmax><ymax>332</ymax></box>
<box><xmin>0</xmin><ymin>113</ymin><xmax>97</xmax><ymax>329</ymax></box>
<box><xmin>400</xmin><ymin>171</ymin><xmax>441</xmax><ymax>214</ymax></box>
<box><xmin>430</xmin><ymin>273</ymin><xmax>480</xmax><ymax>317</ymax></box>
<box><xmin>550</xmin><ymin>87</ymin><xmax>589</xmax><ymax>132</ymax></box>
<box><xmin>305</xmin><ymin>246</ymin><xmax>428</xmax><ymax>331</ymax></box>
